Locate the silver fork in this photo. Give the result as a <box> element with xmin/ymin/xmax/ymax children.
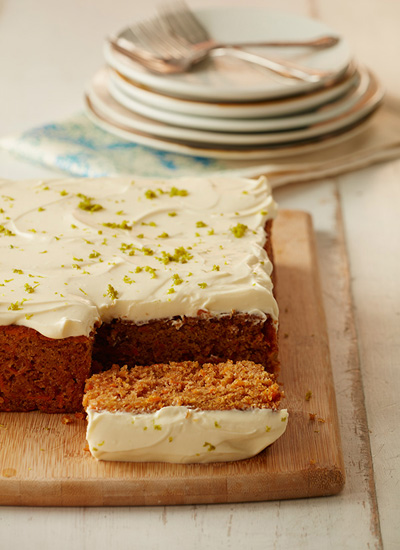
<box><xmin>109</xmin><ymin>3</ymin><xmax>340</xmax><ymax>81</ymax></box>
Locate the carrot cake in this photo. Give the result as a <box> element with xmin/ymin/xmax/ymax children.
<box><xmin>0</xmin><ymin>175</ymin><xmax>279</xmax><ymax>412</ymax></box>
<box><xmin>83</xmin><ymin>360</ymin><xmax>288</xmax><ymax>463</ymax></box>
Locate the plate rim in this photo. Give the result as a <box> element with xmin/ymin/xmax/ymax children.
<box><xmin>107</xmin><ymin>67</ymin><xmax>369</xmax><ymax>133</ymax></box>
<box><xmin>84</xmin><ymin>93</ymin><xmax>377</xmax><ymax>162</ymax></box>
<box><xmin>108</xmin><ymin>64</ymin><xmax>359</xmax><ymax>120</ymax></box>
<box><xmin>86</xmin><ymin>67</ymin><xmax>383</xmax><ymax>147</ymax></box>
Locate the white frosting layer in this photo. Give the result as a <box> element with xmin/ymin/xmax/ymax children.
<box><xmin>0</xmin><ymin>175</ymin><xmax>278</xmax><ymax>338</ymax></box>
<box><xmin>86</xmin><ymin>406</ymin><xmax>288</xmax><ymax>463</ymax></box>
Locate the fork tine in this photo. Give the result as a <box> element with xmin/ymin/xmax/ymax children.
<box><xmin>130</xmin><ymin>17</ymin><xmax>189</xmax><ymax>60</ymax></box>
<box><xmin>160</xmin><ymin>1</ymin><xmax>211</xmax><ymax>45</ymax></box>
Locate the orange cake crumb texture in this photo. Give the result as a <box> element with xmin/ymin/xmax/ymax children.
<box><xmin>83</xmin><ymin>360</ymin><xmax>283</xmax><ymax>413</ymax></box>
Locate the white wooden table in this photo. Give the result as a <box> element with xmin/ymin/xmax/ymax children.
<box><xmin>0</xmin><ymin>1</ymin><xmax>399</xmax><ymax>548</ymax></box>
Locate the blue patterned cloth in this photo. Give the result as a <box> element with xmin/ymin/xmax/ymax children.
<box><xmin>2</xmin><ymin>108</ymin><xmax>399</xmax><ymax>186</ymax></box>
<box><xmin>0</xmin><ymin>113</ymin><xmax>238</xmax><ymax>178</ymax></box>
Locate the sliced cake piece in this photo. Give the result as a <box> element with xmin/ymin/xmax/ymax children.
<box><xmin>83</xmin><ymin>360</ymin><xmax>288</xmax><ymax>463</ymax></box>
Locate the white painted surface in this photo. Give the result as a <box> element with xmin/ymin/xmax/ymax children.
<box><xmin>0</xmin><ymin>0</ymin><xmax>399</xmax><ymax>548</ymax></box>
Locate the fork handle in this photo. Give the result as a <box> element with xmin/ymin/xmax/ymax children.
<box><xmin>220</xmin><ymin>35</ymin><xmax>340</xmax><ymax>49</ymax></box>
<box><xmin>213</xmin><ymin>47</ymin><xmax>337</xmax><ymax>83</ymax></box>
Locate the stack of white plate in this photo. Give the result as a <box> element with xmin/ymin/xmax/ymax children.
<box><xmin>85</xmin><ymin>7</ymin><xmax>384</xmax><ymax>160</ymax></box>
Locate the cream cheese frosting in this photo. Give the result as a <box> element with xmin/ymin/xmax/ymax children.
<box><xmin>0</xmin><ymin>175</ymin><xmax>278</xmax><ymax>339</ymax></box>
<box><xmin>86</xmin><ymin>406</ymin><xmax>288</xmax><ymax>463</ymax></box>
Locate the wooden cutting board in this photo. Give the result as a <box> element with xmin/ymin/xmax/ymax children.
<box><xmin>0</xmin><ymin>210</ymin><xmax>345</xmax><ymax>506</ymax></box>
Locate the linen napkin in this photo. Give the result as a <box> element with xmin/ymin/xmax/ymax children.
<box><xmin>1</xmin><ymin>102</ymin><xmax>400</xmax><ymax>187</ymax></box>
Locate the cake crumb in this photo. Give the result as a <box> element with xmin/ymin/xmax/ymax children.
<box><xmin>61</xmin><ymin>415</ymin><xmax>74</xmax><ymax>425</ymax></box>
<box><xmin>309</xmin><ymin>413</ymin><xmax>317</xmax><ymax>421</ymax></box>
<box><xmin>305</xmin><ymin>390</ymin><xmax>312</xmax><ymax>401</ymax></box>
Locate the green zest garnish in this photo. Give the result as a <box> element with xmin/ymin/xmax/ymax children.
<box><xmin>203</xmin><ymin>442</ymin><xmax>216</xmax><ymax>452</ymax></box>
<box><xmin>156</xmin><ymin>246</ymin><xmax>193</xmax><ymax>265</ymax></box>
<box><xmin>120</xmin><ymin>242</ymin><xmax>135</xmax><ymax>255</ymax></box>
<box><xmin>230</xmin><ymin>223</ymin><xmax>248</xmax><ymax>238</ymax></box>
<box><xmin>144</xmin><ymin>266</ymin><xmax>157</xmax><ymax>278</ymax></box>
<box><xmin>24</xmin><ymin>283</ymin><xmax>38</xmax><ymax>293</ymax></box>
<box><xmin>0</xmin><ymin>225</ymin><xmax>15</xmax><ymax>237</ymax></box>
<box><xmin>157</xmin><ymin>232</ymin><xmax>169</xmax><ymax>238</ymax></box>
<box><xmin>196</xmin><ymin>221</ymin><xmax>207</xmax><ymax>228</ymax></box>
<box><xmin>8</xmin><ymin>300</ymin><xmax>24</xmax><ymax>311</ymax></box>
<box><xmin>144</xmin><ymin>190</ymin><xmax>157</xmax><ymax>199</ymax></box>
<box><xmin>198</xmin><ymin>282</ymin><xmax>207</xmax><ymax>289</ymax></box>
<box><xmin>104</xmin><ymin>284</ymin><xmax>118</xmax><ymax>300</ymax></box>
<box><xmin>102</xmin><ymin>220</ymin><xmax>132</xmax><ymax>230</ymax></box>
<box><xmin>169</xmin><ymin>187</ymin><xmax>188</xmax><ymax>197</ymax></box>
<box><xmin>77</xmin><ymin>194</ymin><xmax>103</xmax><ymax>212</ymax></box>
<box><xmin>172</xmin><ymin>274</ymin><xmax>183</xmax><ymax>285</ymax></box>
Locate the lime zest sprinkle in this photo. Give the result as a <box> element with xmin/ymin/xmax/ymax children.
<box><xmin>156</xmin><ymin>246</ymin><xmax>193</xmax><ymax>265</ymax></box>
<box><xmin>145</xmin><ymin>190</ymin><xmax>157</xmax><ymax>199</ymax></box>
<box><xmin>144</xmin><ymin>266</ymin><xmax>157</xmax><ymax>278</ymax></box>
<box><xmin>8</xmin><ymin>300</ymin><xmax>25</xmax><ymax>311</ymax></box>
<box><xmin>104</xmin><ymin>284</ymin><xmax>118</xmax><ymax>300</ymax></box>
<box><xmin>203</xmin><ymin>442</ymin><xmax>216</xmax><ymax>452</ymax></box>
<box><xmin>230</xmin><ymin>223</ymin><xmax>248</xmax><ymax>238</ymax></box>
<box><xmin>169</xmin><ymin>186</ymin><xmax>188</xmax><ymax>197</ymax></box>
<box><xmin>102</xmin><ymin>220</ymin><xmax>132</xmax><ymax>230</ymax></box>
<box><xmin>77</xmin><ymin>193</ymin><xmax>103</xmax><ymax>212</ymax></box>
<box><xmin>0</xmin><ymin>225</ymin><xmax>15</xmax><ymax>237</ymax></box>
<box><xmin>24</xmin><ymin>283</ymin><xmax>38</xmax><ymax>294</ymax></box>
<box><xmin>172</xmin><ymin>274</ymin><xmax>183</xmax><ymax>285</ymax></box>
